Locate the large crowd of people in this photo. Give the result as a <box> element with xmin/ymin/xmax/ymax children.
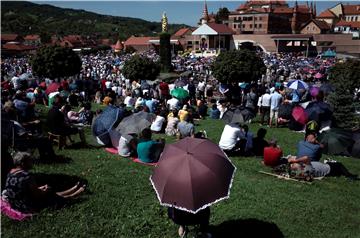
<box><xmin>1</xmin><ymin>49</ymin><xmax>359</xmax><ymax>236</ymax></box>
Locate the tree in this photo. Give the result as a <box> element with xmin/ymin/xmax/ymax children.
<box><xmin>30</xmin><ymin>46</ymin><xmax>81</xmax><ymax>79</ymax></box>
<box><xmin>122</xmin><ymin>55</ymin><xmax>160</xmax><ymax>81</ymax></box>
<box><xmin>159</xmin><ymin>32</ymin><xmax>172</xmax><ymax>72</ymax></box>
<box><xmin>211</xmin><ymin>49</ymin><xmax>265</xmax><ymax>84</ymax></box>
<box><xmin>215</xmin><ymin>7</ymin><xmax>230</xmax><ymax>23</ymax></box>
<box><xmin>327</xmin><ymin>59</ymin><xmax>360</xmax><ymax>129</ymax></box>
<box><xmin>39</xmin><ymin>31</ymin><xmax>51</xmax><ymax>44</ymax></box>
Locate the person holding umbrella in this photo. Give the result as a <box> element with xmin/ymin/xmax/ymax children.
<box><xmin>150</xmin><ymin>137</ymin><xmax>236</xmax><ymax>237</ymax></box>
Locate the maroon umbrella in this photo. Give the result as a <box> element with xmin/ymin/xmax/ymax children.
<box><xmin>45</xmin><ymin>82</ymin><xmax>60</xmax><ymax>95</ymax></box>
<box><xmin>150</xmin><ymin>137</ymin><xmax>236</xmax><ymax>214</ymax></box>
<box><xmin>292</xmin><ymin>106</ymin><xmax>308</xmax><ymax>125</ymax></box>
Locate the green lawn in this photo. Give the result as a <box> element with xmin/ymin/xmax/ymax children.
<box><xmin>2</xmin><ymin>105</ymin><xmax>360</xmax><ymax>238</ymax></box>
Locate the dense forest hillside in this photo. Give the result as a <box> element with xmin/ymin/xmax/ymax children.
<box><xmin>1</xmin><ymin>1</ymin><xmax>188</xmax><ymax>40</ymax></box>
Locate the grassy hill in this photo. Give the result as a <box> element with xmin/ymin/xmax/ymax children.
<box><xmin>2</xmin><ymin>104</ymin><xmax>360</xmax><ymax>238</ymax></box>
<box><xmin>1</xmin><ymin>1</ymin><xmax>188</xmax><ymax>41</ymax></box>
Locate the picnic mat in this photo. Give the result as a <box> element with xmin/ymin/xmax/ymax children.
<box><xmin>104</xmin><ymin>148</ymin><xmax>157</xmax><ymax>166</ymax></box>
<box><xmin>259</xmin><ymin>171</ymin><xmax>324</xmax><ymax>183</ymax></box>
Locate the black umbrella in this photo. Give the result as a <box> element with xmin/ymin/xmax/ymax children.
<box><xmin>92</xmin><ymin>106</ymin><xmax>124</xmax><ymax>146</ymax></box>
<box><xmin>221</xmin><ymin>109</ymin><xmax>244</xmax><ymax>124</ymax></box>
<box><xmin>116</xmin><ymin>111</ymin><xmax>156</xmax><ymax>135</ymax></box>
<box><xmin>318</xmin><ymin>128</ymin><xmax>354</xmax><ymax>156</ymax></box>
<box><xmin>305</xmin><ymin>101</ymin><xmax>332</xmax><ymax>123</ymax></box>
<box><xmin>240</xmin><ymin>108</ymin><xmax>255</xmax><ymax>122</ymax></box>
<box><xmin>320</xmin><ymin>83</ymin><xmax>334</xmax><ymax>94</ymax></box>
<box><xmin>278</xmin><ymin>103</ymin><xmax>294</xmax><ymax>120</ymax></box>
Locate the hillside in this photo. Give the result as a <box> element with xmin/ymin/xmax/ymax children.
<box><xmin>1</xmin><ymin>1</ymin><xmax>188</xmax><ymax>40</ymax></box>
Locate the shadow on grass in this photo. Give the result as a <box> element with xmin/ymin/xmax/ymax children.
<box><xmin>210</xmin><ymin>218</ymin><xmax>284</xmax><ymax>238</ymax></box>
<box><xmin>64</xmin><ymin>142</ymin><xmax>103</xmax><ymax>150</ymax></box>
<box><xmin>34</xmin><ymin>173</ymin><xmax>89</xmax><ymax>191</ymax></box>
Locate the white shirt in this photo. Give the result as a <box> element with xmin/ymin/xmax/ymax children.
<box><xmin>118</xmin><ymin>136</ymin><xmax>130</xmax><ymax>157</ymax></box>
<box><xmin>124</xmin><ymin>96</ymin><xmax>135</xmax><ymax>108</ymax></box>
<box><xmin>259</xmin><ymin>93</ymin><xmax>271</xmax><ymax>107</ymax></box>
<box><xmin>167</xmin><ymin>98</ymin><xmax>180</xmax><ymax>110</ymax></box>
<box><xmin>219</xmin><ymin>124</ymin><xmax>244</xmax><ymax>150</ymax></box>
<box><xmin>150</xmin><ymin>115</ymin><xmax>166</xmax><ymax>132</ymax></box>
<box><xmin>105</xmin><ymin>81</ymin><xmax>112</xmax><ymax>89</ymax></box>
<box><xmin>197</xmin><ymin>81</ymin><xmax>205</xmax><ymax>91</ymax></box>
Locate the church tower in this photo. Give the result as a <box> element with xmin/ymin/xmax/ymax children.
<box><xmin>291</xmin><ymin>0</ymin><xmax>298</xmax><ymax>34</ymax></box>
<box><xmin>201</xmin><ymin>0</ymin><xmax>210</xmax><ymax>25</ymax></box>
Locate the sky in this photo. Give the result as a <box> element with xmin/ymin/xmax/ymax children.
<box><xmin>33</xmin><ymin>1</ymin><xmax>355</xmax><ymax>26</ymax></box>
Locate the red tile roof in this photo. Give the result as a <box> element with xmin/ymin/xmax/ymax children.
<box><xmin>2</xmin><ymin>43</ymin><xmax>35</xmax><ymax>51</ymax></box>
<box><xmin>1</xmin><ymin>34</ymin><xmax>20</xmax><ymax>41</ymax></box>
<box><xmin>24</xmin><ymin>34</ymin><xmax>40</xmax><ymax>41</ymax></box>
<box><xmin>317</xmin><ymin>9</ymin><xmax>337</xmax><ymax>18</ymax></box>
<box><xmin>173</xmin><ymin>28</ymin><xmax>192</xmax><ymax>37</ymax></box>
<box><xmin>114</xmin><ymin>40</ymin><xmax>124</xmax><ymax>50</ymax></box>
<box><xmin>312</xmin><ymin>19</ymin><xmax>331</xmax><ymax>30</ymax></box>
<box><xmin>343</xmin><ymin>5</ymin><xmax>360</xmax><ymax>15</ymax></box>
<box><xmin>124</xmin><ymin>36</ymin><xmax>154</xmax><ymax>46</ymax></box>
<box><xmin>336</xmin><ymin>20</ymin><xmax>360</xmax><ymax>28</ymax></box>
<box><xmin>207</xmin><ymin>23</ymin><xmax>234</xmax><ymax>34</ymax></box>
<box><xmin>273</xmin><ymin>7</ymin><xmax>293</xmax><ymax>14</ymax></box>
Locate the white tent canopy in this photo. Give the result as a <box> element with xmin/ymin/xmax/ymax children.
<box><xmin>192</xmin><ymin>24</ymin><xmax>218</xmax><ymax>36</ymax></box>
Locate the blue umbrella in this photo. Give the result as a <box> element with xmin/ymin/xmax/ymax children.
<box><xmin>287</xmin><ymin>80</ymin><xmax>309</xmax><ymax>90</ymax></box>
<box><xmin>92</xmin><ymin>105</ymin><xmax>125</xmax><ymax>146</ymax></box>
<box><xmin>240</xmin><ymin>83</ymin><xmax>249</xmax><ymax>89</ymax></box>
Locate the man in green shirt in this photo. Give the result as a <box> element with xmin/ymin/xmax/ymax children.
<box><xmin>137</xmin><ymin>128</ymin><xmax>165</xmax><ymax>163</ymax></box>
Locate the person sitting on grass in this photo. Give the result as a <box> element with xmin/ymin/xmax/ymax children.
<box><xmin>151</xmin><ymin>111</ymin><xmax>166</xmax><ymax>133</ymax></box>
<box><xmin>118</xmin><ymin>134</ymin><xmax>138</xmax><ymax>158</ymax></box>
<box><xmin>219</xmin><ymin>123</ymin><xmax>246</xmax><ymax>156</ymax></box>
<box><xmin>252</xmin><ymin>128</ymin><xmax>269</xmax><ymax>156</ymax></box>
<box><xmin>177</xmin><ymin>114</ymin><xmax>195</xmax><ymax>139</ymax></box>
<box><xmin>241</xmin><ymin>124</ymin><xmax>254</xmax><ymax>156</ymax></box>
<box><xmin>263</xmin><ymin>139</ymin><xmax>285</xmax><ymax>167</ymax></box>
<box><xmin>209</xmin><ymin>103</ymin><xmax>220</xmax><ymax>119</ymax></box>
<box><xmin>47</xmin><ymin>96</ymin><xmax>86</xmax><ymax>144</ymax></box>
<box><xmin>165</xmin><ymin>110</ymin><xmax>180</xmax><ymax>136</ymax></box>
<box><xmin>2</xmin><ymin>152</ymin><xmax>85</xmax><ymax>214</ymax></box>
<box><xmin>296</xmin><ymin>133</ymin><xmax>323</xmax><ymax>162</ymax></box>
<box><xmin>137</xmin><ymin>128</ymin><xmax>165</xmax><ymax>163</ymax></box>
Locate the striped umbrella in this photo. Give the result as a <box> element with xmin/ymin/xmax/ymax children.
<box><xmin>287</xmin><ymin>80</ymin><xmax>309</xmax><ymax>90</ymax></box>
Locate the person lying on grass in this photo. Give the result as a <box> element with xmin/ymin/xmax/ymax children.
<box><xmin>2</xmin><ymin>152</ymin><xmax>86</xmax><ymax>214</ymax></box>
<box><xmin>287</xmin><ymin>134</ymin><xmax>358</xmax><ymax>179</ymax></box>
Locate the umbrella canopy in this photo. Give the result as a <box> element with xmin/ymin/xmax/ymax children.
<box><xmin>180</xmin><ymin>71</ymin><xmax>192</xmax><ymax>77</ymax></box>
<box><xmin>292</xmin><ymin>106</ymin><xmax>308</xmax><ymax>125</ymax></box>
<box><xmin>287</xmin><ymin>80</ymin><xmax>309</xmax><ymax>90</ymax></box>
<box><xmin>315</xmin><ymin>72</ymin><xmax>323</xmax><ymax>79</ymax></box>
<box><xmin>305</xmin><ymin>101</ymin><xmax>332</xmax><ymax>123</ymax></box>
<box><xmin>320</xmin><ymin>83</ymin><xmax>334</xmax><ymax>94</ymax></box>
<box><xmin>318</xmin><ymin>128</ymin><xmax>354</xmax><ymax>156</ymax></box>
<box><xmin>221</xmin><ymin>109</ymin><xmax>244</xmax><ymax>124</ymax></box>
<box><xmin>171</xmin><ymin>88</ymin><xmax>189</xmax><ymax>100</ymax></box>
<box><xmin>240</xmin><ymin>108</ymin><xmax>255</xmax><ymax>122</ymax></box>
<box><xmin>92</xmin><ymin>106</ymin><xmax>125</xmax><ymax>146</ymax></box>
<box><xmin>309</xmin><ymin>86</ymin><xmax>320</xmax><ymax>97</ymax></box>
<box><xmin>278</xmin><ymin>104</ymin><xmax>294</xmax><ymax>120</ymax></box>
<box><xmin>150</xmin><ymin>137</ymin><xmax>236</xmax><ymax>213</ymax></box>
<box><xmin>45</xmin><ymin>82</ymin><xmax>60</xmax><ymax>95</ymax></box>
<box><xmin>116</xmin><ymin>111</ymin><xmax>155</xmax><ymax>135</ymax></box>
<box><xmin>174</xmin><ymin>78</ymin><xmax>189</xmax><ymax>87</ymax></box>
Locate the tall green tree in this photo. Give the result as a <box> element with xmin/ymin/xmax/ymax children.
<box><xmin>215</xmin><ymin>7</ymin><xmax>230</xmax><ymax>23</ymax></box>
<box><xmin>211</xmin><ymin>49</ymin><xmax>265</xmax><ymax>84</ymax></box>
<box><xmin>159</xmin><ymin>32</ymin><xmax>172</xmax><ymax>73</ymax></box>
<box><xmin>30</xmin><ymin>46</ymin><xmax>82</xmax><ymax>79</ymax></box>
<box><xmin>327</xmin><ymin>59</ymin><xmax>360</xmax><ymax>129</ymax></box>
<box><xmin>122</xmin><ymin>55</ymin><xmax>160</xmax><ymax>81</ymax></box>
